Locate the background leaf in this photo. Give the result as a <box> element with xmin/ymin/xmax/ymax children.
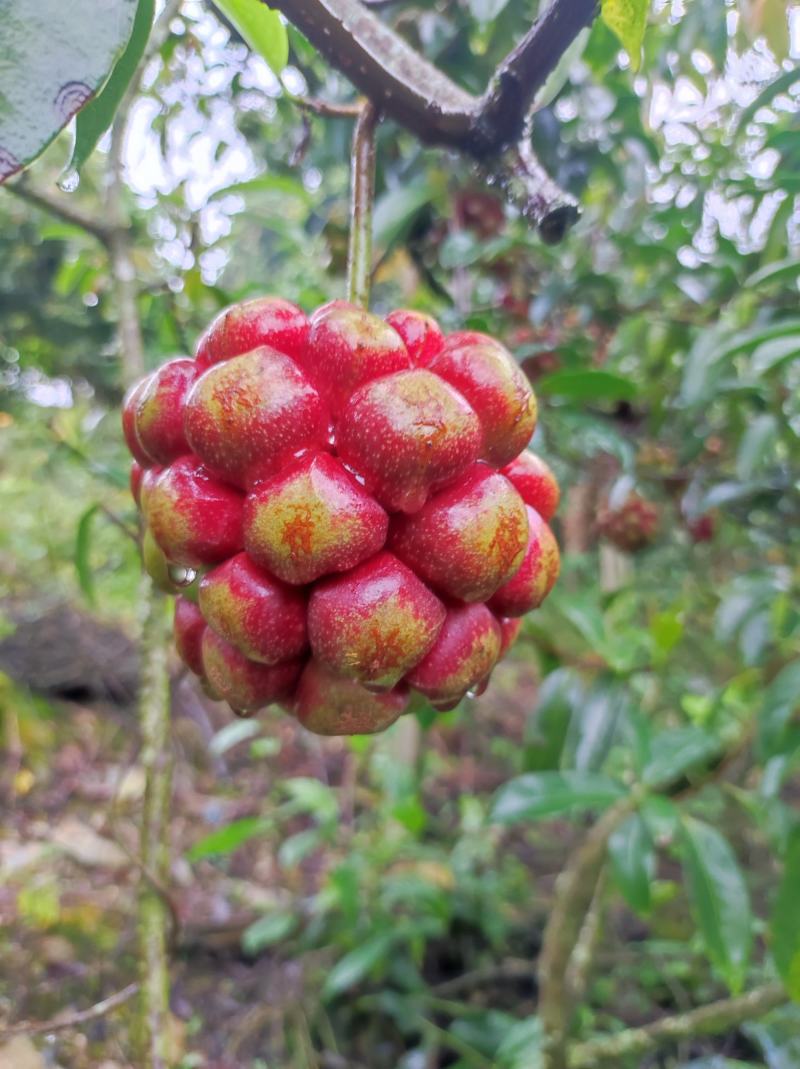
<box><xmin>608</xmin><ymin>814</ymin><xmax>655</xmax><ymax>913</ymax></box>
<box><xmin>67</xmin><ymin>0</ymin><xmax>155</xmax><ymax>177</ymax></box>
<box><xmin>0</xmin><ymin>0</ymin><xmax>138</xmax><ymax>182</ymax></box>
<box><xmin>491</xmin><ymin>772</ymin><xmax>625</xmax><ymax>824</ymax></box>
<box><xmin>213</xmin><ymin>0</ymin><xmax>288</xmax><ymax>74</ymax></box>
<box><xmin>601</xmin><ymin>0</ymin><xmax>650</xmax><ymax>70</ymax></box>
<box><xmin>681</xmin><ymin>818</ymin><xmax>752</xmax><ymax>993</ymax></box>
<box><xmin>770</xmin><ymin>827</ymin><xmax>800</xmax><ymax>999</ymax></box>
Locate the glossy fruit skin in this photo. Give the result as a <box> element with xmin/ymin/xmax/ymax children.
<box><xmin>174</xmin><ymin>597</ymin><xmax>206</xmax><ymax>676</ymax></box>
<box><xmin>385</xmin><ymin>309</ymin><xmax>444</xmax><ymax>367</ymax></box>
<box><xmin>198</xmin><ymin>553</ymin><xmax>307</xmax><ymax>665</ymax></box>
<box><xmin>195</xmin><ymin>296</ymin><xmax>309</xmax><ymax>369</ymax></box>
<box><xmin>123</xmin><ymin>299</ymin><xmax>560</xmax><ymax>734</ymax></box>
<box><xmin>184</xmin><ymin>347</ymin><xmax>329</xmax><ymax>490</ymax></box>
<box><xmin>337</xmin><ymin>369</ymin><xmax>482</xmax><ymax>514</ymax></box>
<box><xmin>430</xmin><ymin>333</ymin><xmax>537</xmax><ymax>467</ymax></box>
<box><xmin>293</xmin><ymin>660</ymin><xmax>408</xmax><ymax>735</ymax></box>
<box><xmin>122</xmin><ymin>377</ymin><xmax>154</xmax><ymax>467</ymax></box>
<box><xmin>489</xmin><ymin>506</ymin><xmax>560</xmax><ymax>617</ymax></box>
<box><xmin>201</xmin><ymin>630</ymin><xmax>302</xmax><ymax>714</ymax></box>
<box><xmin>502</xmin><ymin>450</ymin><xmax>560</xmax><ymax>522</ymax></box>
<box><xmin>597</xmin><ymin>493</ymin><xmax>659</xmax><ymax>553</ymax></box>
<box><xmin>308</xmin><ymin>552</ymin><xmax>446</xmax><ymax>689</ymax></box>
<box><xmin>390</xmin><ymin>465</ymin><xmax>528</xmax><ymax>603</ymax></box>
<box><xmin>147</xmin><ymin>456</ymin><xmax>245</xmax><ymax>567</ymax></box>
<box><xmin>132</xmin><ymin>357</ymin><xmax>197</xmax><ymax>464</ymax></box>
<box><xmin>303</xmin><ymin>303</ymin><xmax>410</xmax><ymax>411</ymax></box>
<box><xmin>405</xmin><ymin>604</ymin><xmax>501</xmax><ymax>704</ymax></box>
<box><xmin>244</xmin><ymin>451</ymin><xmax>387</xmax><ymax>585</ymax></box>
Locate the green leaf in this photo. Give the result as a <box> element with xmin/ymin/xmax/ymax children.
<box><xmin>771</xmin><ymin>827</ymin><xmax>800</xmax><ymax>999</ymax></box>
<box><xmin>0</xmin><ymin>0</ymin><xmax>138</xmax><ymax>183</ymax></box>
<box><xmin>213</xmin><ymin>0</ymin><xmax>288</xmax><ymax>74</ymax></box>
<box><xmin>757</xmin><ymin>660</ymin><xmax>800</xmax><ymax>761</ymax></box>
<box><xmin>736</xmin><ymin>414</ymin><xmax>777</xmax><ymax>481</ymax></box>
<box><xmin>642</xmin><ymin>727</ymin><xmax>719</xmax><ymax>788</ymax></box>
<box><xmin>601</xmin><ymin>0</ymin><xmax>650</xmax><ymax>71</ymax></box>
<box><xmin>745</xmin><ymin>257</ymin><xmax>800</xmax><ymax>291</ymax></box>
<box><xmin>491</xmin><ymin>772</ymin><xmax>626</xmax><ymax>824</ymax></box>
<box><xmin>373</xmin><ymin>183</ymin><xmax>437</xmax><ymax>249</ymax></box>
<box><xmin>608</xmin><ymin>814</ymin><xmax>654</xmax><ymax>913</ymax></box>
<box><xmin>322</xmin><ymin>931</ymin><xmax>395</xmax><ymax>999</ymax></box>
<box><xmin>735</xmin><ymin>67</ymin><xmax>800</xmax><ymax>137</ymax></box>
<box><xmin>187</xmin><ymin>817</ymin><xmax>265</xmax><ymax>860</ymax></box>
<box><xmin>242</xmin><ymin>910</ymin><xmax>297</xmax><ymax>955</ymax></box>
<box><xmin>74</xmin><ymin>504</ymin><xmax>100</xmax><ymax>605</ymax></box>
<box><xmin>536</xmin><ymin>370</ymin><xmax>637</xmax><ymax>402</ymax></box>
<box><xmin>523</xmin><ymin>669</ymin><xmax>579</xmax><ymax>772</ymax></box>
<box><xmin>67</xmin><ymin>0</ymin><xmax>155</xmax><ymax>177</ymax></box>
<box><xmin>680</xmin><ymin>818</ymin><xmax>752</xmax><ymax>993</ymax></box>
<box><xmin>496</xmin><ymin>1017</ymin><xmax>543</xmax><ymax>1069</ymax></box>
<box><xmin>209</xmin><ymin>718</ymin><xmax>260</xmax><ymax>756</ymax></box>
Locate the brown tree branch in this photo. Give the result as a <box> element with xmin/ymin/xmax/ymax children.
<box><xmin>269</xmin><ymin>0</ymin><xmax>596</xmax><ymax>157</ymax></box>
<box><xmin>568</xmin><ymin>982</ymin><xmax>787</xmax><ymax>1068</ymax></box>
<box><xmin>0</xmin><ymin>984</ymin><xmax>140</xmax><ymax>1040</ymax></box>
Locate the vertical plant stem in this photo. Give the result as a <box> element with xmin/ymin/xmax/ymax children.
<box><xmin>538</xmin><ymin>798</ymin><xmax>636</xmax><ymax>1069</ymax></box>
<box><xmin>135</xmin><ymin>580</ymin><xmax>173</xmax><ymax>1068</ymax></box>
<box><xmin>346</xmin><ymin>101</ymin><xmax>379</xmax><ymax>308</ymax></box>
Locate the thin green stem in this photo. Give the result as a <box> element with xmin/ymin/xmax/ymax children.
<box><xmin>346</xmin><ymin>101</ymin><xmax>379</xmax><ymax>308</ymax></box>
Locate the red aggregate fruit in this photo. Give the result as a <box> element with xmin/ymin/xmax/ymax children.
<box><xmin>147</xmin><ymin>457</ymin><xmax>245</xmax><ymax>567</ymax></box>
<box><xmin>201</xmin><ymin>630</ymin><xmax>302</xmax><ymax>714</ymax></box>
<box><xmin>597</xmin><ymin>493</ymin><xmax>659</xmax><ymax>553</ymax></box>
<box><xmin>174</xmin><ymin>597</ymin><xmax>206</xmax><ymax>676</ymax></box>
<box><xmin>293</xmin><ymin>660</ymin><xmax>408</xmax><ymax>735</ymax></box>
<box><xmin>489</xmin><ymin>506</ymin><xmax>560</xmax><ymax>617</ymax></box>
<box><xmin>184</xmin><ymin>347</ymin><xmax>329</xmax><ymax>489</ymax></box>
<box><xmin>337</xmin><ymin>369</ymin><xmax>482</xmax><ymax>514</ymax></box>
<box><xmin>303</xmin><ymin>303</ymin><xmax>410</xmax><ymax>411</ymax></box>
<box><xmin>502</xmin><ymin>450</ymin><xmax>560</xmax><ymax>522</ymax></box>
<box><xmin>122</xmin><ymin>298</ymin><xmax>561</xmax><ymax>733</ymax></box>
<box><xmin>199</xmin><ymin>553</ymin><xmax>307</xmax><ymax>665</ymax></box>
<box><xmin>131</xmin><ymin>357</ymin><xmax>197</xmax><ymax>464</ymax></box>
<box><xmin>390</xmin><ymin>464</ymin><xmax>528</xmax><ymax>603</ymax></box>
<box><xmin>308</xmin><ymin>552</ymin><xmax>446</xmax><ymax>689</ymax></box>
<box><xmin>385</xmin><ymin>309</ymin><xmax>444</xmax><ymax>367</ymax></box>
<box><xmin>430</xmin><ymin>332</ymin><xmax>537</xmax><ymax>467</ymax></box>
<box><xmin>195</xmin><ymin>296</ymin><xmax>309</xmax><ymax>369</ymax></box>
<box><xmin>405</xmin><ymin>604</ymin><xmax>501</xmax><ymax>705</ymax></box>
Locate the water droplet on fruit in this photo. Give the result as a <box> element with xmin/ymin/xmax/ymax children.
<box><xmin>58</xmin><ymin>168</ymin><xmax>80</xmax><ymax>193</ymax></box>
<box><xmin>465</xmin><ymin>688</ymin><xmax>479</xmax><ymax>700</ymax></box>
<box><xmin>168</xmin><ymin>564</ymin><xmax>198</xmax><ymax>587</ymax></box>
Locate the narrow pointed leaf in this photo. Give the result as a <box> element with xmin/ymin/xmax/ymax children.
<box><xmin>491</xmin><ymin>772</ymin><xmax>626</xmax><ymax>824</ymax></box>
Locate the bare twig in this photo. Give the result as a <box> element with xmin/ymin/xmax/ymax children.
<box><xmin>568</xmin><ymin>982</ymin><xmax>788</xmax><ymax>1068</ymax></box>
<box><xmin>431</xmin><ymin>958</ymin><xmax>534</xmax><ymax>998</ymax></box>
<box><xmin>0</xmin><ymin>983</ymin><xmax>140</xmax><ymax>1040</ymax></box>
<box><xmin>346</xmin><ymin>101</ymin><xmax>379</xmax><ymax>307</ymax></box>
<box><xmin>293</xmin><ymin>95</ymin><xmax>364</xmax><ymax>118</ymax></box>
<box><xmin>5</xmin><ymin>178</ymin><xmax>114</xmax><ymax>245</ymax></box>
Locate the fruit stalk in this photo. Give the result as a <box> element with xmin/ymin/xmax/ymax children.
<box><xmin>346</xmin><ymin>101</ymin><xmax>379</xmax><ymax>308</ymax></box>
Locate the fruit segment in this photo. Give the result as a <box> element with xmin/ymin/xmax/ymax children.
<box><xmin>308</xmin><ymin>552</ymin><xmax>446</xmax><ymax>689</ymax></box>
<box><xmin>489</xmin><ymin>506</ymin><xmax>560</xmax><ymax>617</ymax></box>
<box><xmin>244</xmin><ymin>452</ymin><xmax>388</xmax><ymax>584</ymax></box>
<box><xmin>405</xmin><ymin>604</ymin><xmax>501</xmax><ymax>704</ymax></box>
<box><xmin>294</xmin><ymin>660</ymin><xmax>408</xmax><ymax>735</ymax></box>
<box><xmin>390</xmin><ymin>464</ymin><xmax>528</xmax><ymax>603</ymax></box>
<box><xmin>337</xmin><ymin>369</ymin><xmax>482</xmax><ymax>514</ymax></box>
